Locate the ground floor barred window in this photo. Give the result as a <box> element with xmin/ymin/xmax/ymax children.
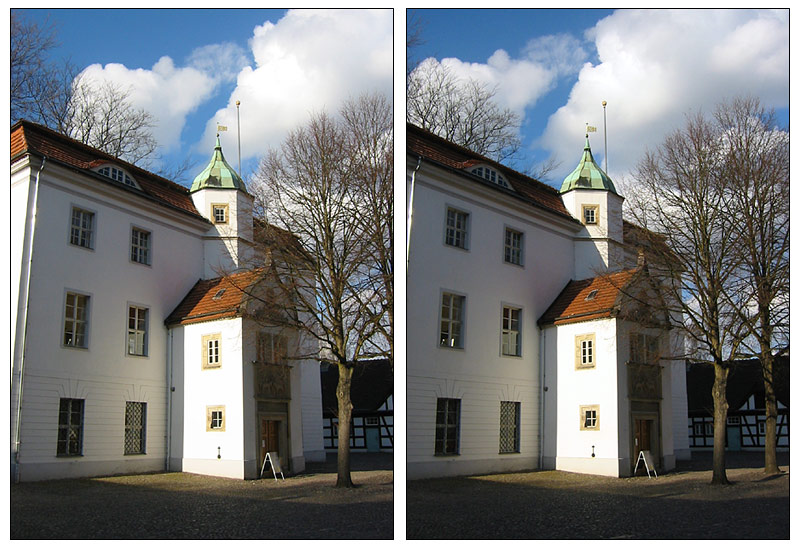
<box><xmin>435</xmin><ymin>398</ymin><xmax>460</xmax><ymax>455</ymax></box>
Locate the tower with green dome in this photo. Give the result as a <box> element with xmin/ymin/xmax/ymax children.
<box><xmin>559</xmin><ymin>133</ymin><xmax>625</xmax><ymax>279</ymax></box>
<box><xmin>190</xmin><ymin>134</ymin><xmax>255</xmax><ymax>278</ymax></box>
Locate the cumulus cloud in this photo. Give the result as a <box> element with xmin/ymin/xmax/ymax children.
<box><xmin>79</xmin><ymin>54</ymin><xmax>222</xmax><ymax>153</ymax></box>
<box><xmin>199</xmin><ymin>9</ymin><xmax>393</xmax><ymax>161</ymax></box>
<box><xmin>540</xmin><ymin>8</ymin><xmax>789</xmax><ymax>183</ymax></box>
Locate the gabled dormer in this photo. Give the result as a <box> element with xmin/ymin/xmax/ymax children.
<box><xmin>93</xmin><ymin>163</ymin><xmax>140</xmax><ymax>189</ymax></box>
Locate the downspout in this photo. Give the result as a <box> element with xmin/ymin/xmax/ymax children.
<box><xmin>538</xmin><ymin>327</ymin><xmax>546</xmax><ymax>470</ymax></box>
<box><xmin>406</xmin><ymin>156</ymin><xmax>422</xmax><ymax>273</ymax></box>
<box><xmin>166</xmin><ymin>327</ymin><xmax>173</xmax><ymax>472</ymax></box>
<box><xmin>13</xmin><ymin>156</ymin><xmax>46</xmax><ymax>483</ymax></box>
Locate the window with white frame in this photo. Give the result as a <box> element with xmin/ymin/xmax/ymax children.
<box><xmin>207</xmin><ymin>406</ymin><xmax>225</xmax><ymax>431</ymax></box>
<box><xmin>124</xmin><ymin>401</ymin><xmax>146</xmax><ymax>455</ymax></box>
<box><xmin>70</xmin><ymin>207</ymin><xmax>94</xmax><ymax>249</ymax></box>
<box><xmin>202</xmin><ymin>334</ymin><xmax>222</xmax><ymax>369</ymax></box>
<box><xmin>440</xmin><ymin>293</ymin><xmax>465</xmax><ymax>348</ymax></box>
<box><xmin>130</xmin><ymin>227</ymin><xmax>151</xmax><ymax>265</ymax></box>
<box><xmin>96</xmin><ymin>165</ymin><xmax>137</xmax><ymax>187</ymax></box>
<box><xmin>212</xmin><ymin>204</ymin><xmax>228</xmax><ymax>224</ymax></box>
<box><xmin>504</xmin><ymin>228</ymin><xmax>523</xmax><ymax>265</ymax></box>
<box><xmin>470</xmin><ymin>165</ymin><xmax>509</xmax><ymax>188</ymax></box>
<box><xmin>499</xmin><ymin>401</ymin><xmax>520</xmax><ymax>453</ymax></box>
<box><xmin>435</xmin><ymin>398</ymin><xmax>460</xmax><ymax>455</ymax></box>
<box><xmin>575</xmin><ymin>334</ymin><xmax>596</xmax><ymax>369</ymax></box>
<box><xmin>57</xmin><ymin>398</ymin><xmax>84</xmax><ymax>456</ymax></box>
<box><xmin>583</xmin><ymin>204</ymin><xmax>598</xmax><ymax>225</ymax></box>
<box><xmin>444</xmin><ymin>207</ymin><xmax>469</xmax><ymax>249</ymax></box>
<box><xmin>127</xmin><ymin>306</ymin><xmax>148</xmax><ymax>356</ymax></box>
<box><xmin>501</xmin><ymin>306</ymin><xmax>521</xmax><ymax>357</ymax></box>
<box><xmin>63</xmin><ymin>292</ymin><xmax>89</xmax><ymax>348</ymax></box>
<box><xmin>580</xmin><ymin>405</ymin><xmax>599</xmax><ymax>430</ymax></box>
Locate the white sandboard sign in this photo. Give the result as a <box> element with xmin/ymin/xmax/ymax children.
<box><xmin>260</xmin><ymin>451</ymin><xmax>285</xmax><ymax>481</ymax></box>
<box><xmin>634</xmin><ymin>450</ymin><xmax>658</xmax><ymax>478</ymax></box>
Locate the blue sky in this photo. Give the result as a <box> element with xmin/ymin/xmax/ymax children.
<box><xmin>15</xmin><ymin>8</ymin><xmax>393</xmax><ymax>186</ymax></box>
<box><xmin>408</xmin><ymin>9</ymin><xmax>790</xmax><ymax>189</ymax></box>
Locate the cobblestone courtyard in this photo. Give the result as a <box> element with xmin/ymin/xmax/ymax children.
<box><xmin>407</xmin><ymin>452</ymin><xmax>789</xmax><ymax>539</ymax></box>
<box><xmin>11</xmin><ymin>454</ymin><xmax>393</xmax><ymax>539</ymax></box>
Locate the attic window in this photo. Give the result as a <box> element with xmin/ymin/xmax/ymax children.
<box><xmin>212</xmin><ymin>289</ymin><xmax>226</xmax><ymax>300</ymax></box>
<box><xmin>585</xmin><ymin>290</ymin><xmax>598</xmax><ymax>301</ymax></box>
<box><xmin>95</xmin><ymin>165</ymin><xmax>138</xmax><ymax>188</ymax></box>
<box><xmin>470</xmin><ymin>165</ymin><xmax>509</xmax><ymax>189</ymax></box>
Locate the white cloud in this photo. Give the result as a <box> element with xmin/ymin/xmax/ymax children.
<box><xmin>79</xmin><ymin>55</ymin><xmax>219</xmax><ymax>154</ymax></box>
<box><xmin>540</xmin><ymin>9</ymin><xmax>789</xmax><ymax>183</ymax></box>
<box><xmin>200</xmin><ymin>9</ymin><xmax>393</xmax><ymax>161</ymax></box>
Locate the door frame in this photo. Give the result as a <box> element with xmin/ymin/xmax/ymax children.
<box><xmin>257</xmin><ymin>411</ymin><xmax>288</xmax><ymax>474</ymax></box>
<box><xmin>630</xmin><ymin>404</ymin><xmax>661</xmax><ymax>474</ymax></box>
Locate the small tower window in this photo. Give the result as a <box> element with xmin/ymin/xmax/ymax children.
<box><xmin>212</xmin><ymin>204</ymin><xmax>229</xmax><ymax>224</ymax></box>
<box><xmin>583</xmin><ymin>205</ymin><xmax>599</xmax><ymax>225</ymax></box>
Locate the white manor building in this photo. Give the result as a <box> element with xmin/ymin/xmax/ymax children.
<box><xmin>11</xmin><ymin>120</ymin><xmax>325</xmax><ymax>482</ymax></box>
<box><xmin>406</xmin><ymin>123</ymin><xmax>689</xmax><ymax>479</ymax></box>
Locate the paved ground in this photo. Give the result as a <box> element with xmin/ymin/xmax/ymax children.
<box><xmin>11</xmin><ymin>453</ymin><xmax>393</xmax><ymax>539</ymax></box>
<box><xmin>407</xmin><ymin>451</ymin><xmax>789</xmax><ymax>539</ymax></box>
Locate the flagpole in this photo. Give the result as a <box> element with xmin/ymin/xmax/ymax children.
<box><xmin>236</xmin><ymin>100</ymin><xmax>241</xmax><ymax>175</ymax></box>
<box><xmin>602</xmin><ymin>101</ymin><xmax>608</xmax><ymax>173</ymax></box>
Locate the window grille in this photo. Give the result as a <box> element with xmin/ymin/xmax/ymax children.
<box><xmin>499</xmin><ymin>401</ymin><xmax>520</xmax><ymax>453</ymax></box>
<box><xmin>435</xmin><ymin>398</ymin><xmax>460</xmax><ymax>455</ymax></box>
<box><xmin>57</xmin><ymin>398</ymin><xmax>84</xmax><ymax>456</ymax></box>
<box><xmin>124</xmin><ymin>401</ymin><xmax>146</xmax><ymax>454</ymax></box>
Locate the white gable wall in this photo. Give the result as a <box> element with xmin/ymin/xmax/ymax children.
<box><xmin>544</xmin><ymin>318</ymin><xmax>625</xmax><ymax>477</ymax></box>
<box><xmin>177</xmin><ymin>318</ymin><xmax>247</xmax><ymax>479</ymax></box>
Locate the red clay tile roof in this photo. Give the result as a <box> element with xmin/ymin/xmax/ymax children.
<box><xmin>407</xmin><ymin>123</ymin><xmax>577</xmax><ymax>223</ymax></box>
<box><xmin>11</xmin><ymin>120</ymin><xmax>205</xmax><ymax>221</ymax></box>
<box><xmin>538</xmin><ymin>268</ymin><xmax>640</xmax><ymax>326</ymax></box>
<box><xmin>165</xmin><ymin>269</ymin><xmax>267</xmax><ymax>326</ymax></box>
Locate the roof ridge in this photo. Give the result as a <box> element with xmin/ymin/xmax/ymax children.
<box><xmin>407</xmin><ymin>122</ymin><xmax>560</xmax><ymax>197</ymax></box>
<box><xmin>12</xmin><ymin>119</ymin><xmax>194</xmax><ymax>196</ymax></box>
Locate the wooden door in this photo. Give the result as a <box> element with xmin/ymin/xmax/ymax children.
<box><xmin>260</xmin><ymin>418</ymin><xmax>280</xmax><ymax>466</ymax></box>
<box><xmin>634</xmin><ymin>419</ymin><xmax>651</xmax><ymax>454</ymax></box>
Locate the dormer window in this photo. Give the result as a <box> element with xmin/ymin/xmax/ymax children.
<box><xmin>470</xmin><ymin>165</ymin><xmax>509</xmax><ymax>189</ymax></box>
<box><xmin>95</xmin><ymin>164</ymin><xmax>138</xmax><ymax>188</ymax></box>
<box><xmin>585</xmin><ymin>290</ymin><xmax>598</xmax><ymax>301</ymax></box>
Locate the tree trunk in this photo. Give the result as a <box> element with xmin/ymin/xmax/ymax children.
<box><xmin>762</xmin><ymin>354</ymin><xmax>780</xmax><ymax>474</ymax></box>
<box><xmin>335</xmin><ymin>362</ymin><xmax>354</xmax><ymax>488</ymax></box>
<box><xmin>711</xmin><ymin>363</ymin><xmax>730</xmax><ymax>485</ymax></box>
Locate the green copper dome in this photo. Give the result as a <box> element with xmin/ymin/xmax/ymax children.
<box><xmin>560</xmin><ymin>135</ymin><xmax>617</xmax><ymax>194</ymax></box>
<box><xmin>190</xmin><ymin>135</ymin><xmax>246</xmax><ymax>193</ymax></box>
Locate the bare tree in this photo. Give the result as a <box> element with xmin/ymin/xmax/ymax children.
<box><xmin>12</xmin><ymin>12</ymin><xmax>159</xmax><ymax>166</ymax></box>
<box><xmin>715</xmin><ymin>97</ymin><xmax>789</xmax><ymax>475</ymax></box>
<box><xmin>406</xmin><ymin>9</ymin><xmax>426</xmax><ymax>76</ymax></box>
<box><xmin>626</xmin><ymin>111</ymin><xmax>743</xmax><ymax>485</ymax></box>
<box><xmin>340</xmin><ymin>93</ymin><xmax>394</xmax><ymax>363</ymax></box>
<box><xmin>252</xmin><ymin>97</ymin><xmax>392</xmax><ymax>487</ymax></box>
<box><xmin>407</xmin><ymin>59</ymin><xmax>521</xmax><ymax>163</ymax></box>
<box><xmin>11</xmin><ymin>12</ymin><xmax>58</xmax><ymax>121</ymax></box>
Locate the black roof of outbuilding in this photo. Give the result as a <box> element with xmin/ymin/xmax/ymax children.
<box><xmin>321</xmin><ymin>359</ymin><xmax>393</xmax><ymax>417</ymax></box>
<box><xmin>686</xmin><ymin>356</ymin><xmax>789</xmax><ymax>414</ymax></box>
